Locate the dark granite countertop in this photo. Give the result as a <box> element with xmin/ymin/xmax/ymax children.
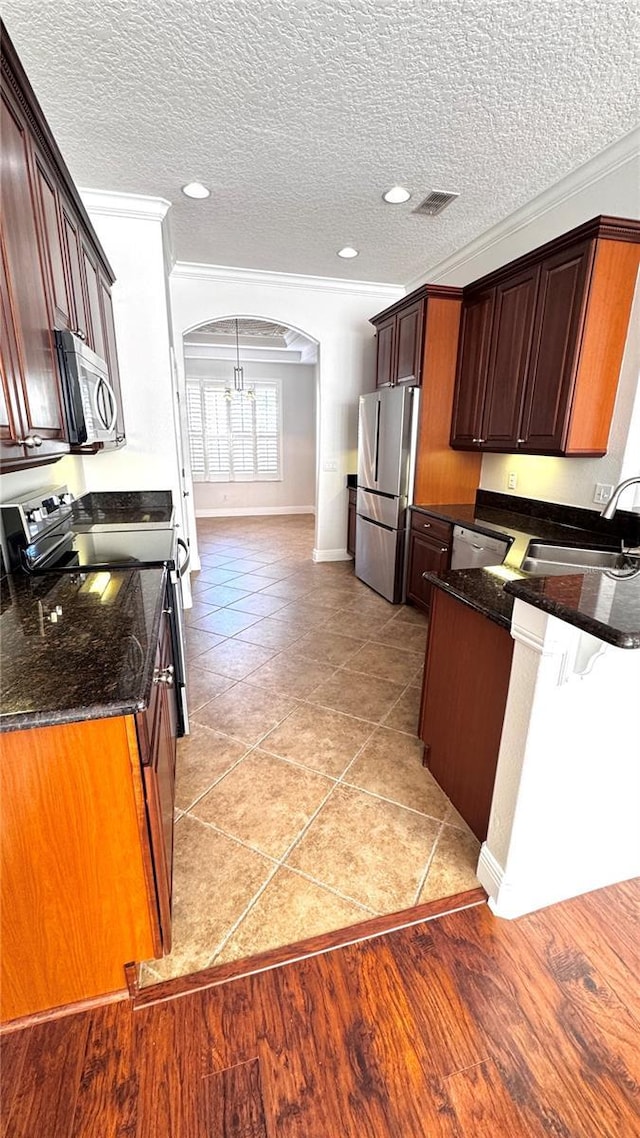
<box><xmin>0</xmin><ymin>566</ymin><xmax>167</xmax><ymax>732</ymax></box>
<box><xmin>505</xmin><ymin>570</ymin><xmax>640</xmax><ymax>649</ymax></box>
<box><xmin>417</xmin><ymin>492</ymin><xmax>640</xmax><ymax>648</ymax></box>
<box><xmin>72</xmin><ymin>490</ymin><xmax>174</xmax><ymax>529</ymax></box>
<box><xmin>424</xmin><ymin>567</ymin><xmax>519</xmax><ymax>631</ymax></box>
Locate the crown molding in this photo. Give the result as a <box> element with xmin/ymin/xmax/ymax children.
<box><xmin>172</xmin><ymin>260</ymin><xmax>405</xmax><ymax>299</ymax></box>
<box><xmin>80</xmin><ymin>189</ymin><xmax>172</xmax><ymax>222</ymax></box>
<box><xmin>405</xmin><ymin>128</ymin><xmax>640</xmax><ymax>290</ymax></box>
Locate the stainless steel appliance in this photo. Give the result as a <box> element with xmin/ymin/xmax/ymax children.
<box><xmin>355</xmin><ymin>386</ymin><xmax>419</xmax><ymax>602</ymax></box>
<box><xmin>0</xmin><ymin>485</ymin><xmax>189</xmax><ymax>735</ymax></box>
<box><xmin>450</xmin><ymin>525</ymin><xmax>510</xmax><ymax>570</ymax></box>
<box><xmin>55</xmin><ymin>330</ymin><xmax>118</xmax><ymax>445</ymax></box>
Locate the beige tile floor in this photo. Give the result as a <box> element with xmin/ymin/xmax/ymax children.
<box><xmin>141</xmin><ymin>515</ymin><xmax>480</xmax><ymax>985</ymax></box>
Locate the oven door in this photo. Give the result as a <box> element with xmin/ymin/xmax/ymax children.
<box><xmin>168</xmin><ymin>565</ymin><xmax>189</xmax><ymax>736</ymax></box>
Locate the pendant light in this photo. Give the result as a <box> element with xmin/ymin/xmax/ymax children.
<box><xmin>233</xmin><ymin>318</ymin><xmax>244</xmax><ymax>392</ymax></box>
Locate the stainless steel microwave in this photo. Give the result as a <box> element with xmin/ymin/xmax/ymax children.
<box><xmin>55</xmin><ymin>330</ymin><xmax>118</xmax><ymax>445</ymax></box>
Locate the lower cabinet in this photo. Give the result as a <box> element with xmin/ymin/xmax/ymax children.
<box><xmin>0</xmin><ymin>612</ymin><xmax>177</xmax><ymax>1024</ymax></box>
<box><xmin>419</xmin><ymin>589</ymin><xmax>514</xmax><ymax>841</ymax></box>
<box><xmin>406</xmin><ymin>512</ymin><xmax>452</xmax><ymax>612</ymax></box>
<box><xmin>347</xmin><ymin>487</ymin><xmax>357</xmax><ymax>557</ymax></box>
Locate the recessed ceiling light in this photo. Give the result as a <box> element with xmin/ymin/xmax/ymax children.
<box><xmin>181</xmin><ymin>181</ymin><xmax>210</xmax><ymax>199</ymax></box>
<box><xmin>382</xmin><ymin>185</ymin><xmax>411</xmax><ymax>204</ymax></box>
<box><xmin>337</xmin><ymin>246</ymin><xmax>359</xmax><ymax>259</ymax></box>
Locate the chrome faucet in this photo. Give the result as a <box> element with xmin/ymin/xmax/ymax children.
<box><xmin>601</xmin><ymin>475</ymin><xmax>640</xmax><ymax>558</ymax></box>
<box><xmin>600</xmin><ymin>475</ymin><xmax>640</xmax><ymax>519</ymax></box>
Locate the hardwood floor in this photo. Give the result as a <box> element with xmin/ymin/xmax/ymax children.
<box><xmin>2</xmin><ymin>879</ymin><xmax>638</xmax><ymax>1137</ymax></box>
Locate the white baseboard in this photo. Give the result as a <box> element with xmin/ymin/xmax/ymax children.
<box><xmin>476</xmin><ymin>844</ymin><xmax>505</xmax><ymax>907</ymax></box>
<box><xmin>195</xmin><ymin>505</ymin><xmax>316</xmax><ymax>518</ymax></box>
<box><xmin>312</xmin><ymin>548</ymin><xmax>352</xmax><ymax>562</ymax></box>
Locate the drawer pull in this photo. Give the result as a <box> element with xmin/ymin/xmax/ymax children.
<box><xmin>423</xmin><ymin>522</ymin><xmax>431</xmax><ymax>528</ymax></box>
<box><xmin>153</xmin><ymin>665</ymin><xmax>175</xmax><ymax>686</ymax></box>
<box><xmin>17</xmin><ymin>434</ymin><xmax>43</xmax><ymax>448</ymax></box>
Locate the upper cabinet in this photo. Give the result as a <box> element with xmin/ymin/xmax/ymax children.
<box><xmin>450</xmin><ymin>218</ymin><xmax>640</xmax><ymax>456</ymax></box>
<box><xmin>371</xmin><ymin>296</ymin><xmax>425</xmax><ymax>387</ymax></box>
<box><xmin>0</xmin><ymin>23</ymin><xmax>125</xmax><ymax>471</ymax></box>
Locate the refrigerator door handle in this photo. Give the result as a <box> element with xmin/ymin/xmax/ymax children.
<box><xmin>373</xmin><ymin>398</ymin><xmax>381</xmax><ymax>486</ymax></box>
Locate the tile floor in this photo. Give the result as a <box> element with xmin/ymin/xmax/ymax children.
<box><xmin>141</xmin><ymin>515</ymin><xmax>480</xmax><ymax>985</ymax></box>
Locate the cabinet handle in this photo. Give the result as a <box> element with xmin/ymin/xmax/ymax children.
<box><xmin>153</xmin><ymin>665</ymin><xmax>174</xmax><ymax>686</ymax></box>
<box><xmin>440</xmin><ymin>547</ymin><xmax>448</xmax><ymax>553</ymax></box>
<box><xmin>75</xmin><ymin>328</ymin><xmax>86</xmax><ymax>341</ymax></box>
<box><xmin>422</xmin><ymin>522</ymin><xmax>431</xmax><ymax>528</ymax></box>
<box><xmin>17</xmin><ymin>434</ymin><xmax>43</xmax><ymax>448</ymax></box>
<box><xmin>473</xmin><ymin>437</ymin><xmax>486</xmax><ymax>444</ymax></box>
<box><xmin>517</xmin><ymin>438</ymin><xmax>525</xmax><ymax>445</ymax></box>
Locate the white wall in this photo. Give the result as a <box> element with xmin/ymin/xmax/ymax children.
<box><xmin>170</xmin><ymin>266</ymin><xmax>403</xmax><ymax>559</ymax></box>
<box><xmin>416</xmin><ymin>130</ymin><xmax>640</xmax><ymax>511</ymax></box>
<box><xmin>0</xmin><ymin>455</ymin><xmax>86</xmax><ymax>504</ymax></box>
<box><xmin>185</xmin><ymin>358</ymin><xmax>316</xmax><ymax>515</ymax></box>
<box><xmin>478</xmin><ymin>602</ymin><xmax>640</xmax><ymax>918</ymax></box>
<box><xmin>76</xmin><ymin>192</ymin><xmax>185</xmax><ymax>533</ymax></box>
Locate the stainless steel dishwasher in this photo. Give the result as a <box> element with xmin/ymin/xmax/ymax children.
<box><xmin>450</xmin><ymin>525</ymin><xmax>510</xmax><ymax>569</ymax></box>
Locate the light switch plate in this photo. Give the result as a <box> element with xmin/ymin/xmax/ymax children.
<box><xmin>593</xmin><ymin>483</ymin><xmax>613</xmax><ymax>504</ymax></box>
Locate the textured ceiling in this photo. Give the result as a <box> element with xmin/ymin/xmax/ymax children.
<box><xmin>3</xmin><ymin>0</ymin><xmax>639</xmax><ymax>284</ymax></box>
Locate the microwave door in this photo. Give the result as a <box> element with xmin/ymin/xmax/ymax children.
<box><xmin>91</xmin><ymin>375</ymin><xmax>117</xmax><ymax>435</ymax></box>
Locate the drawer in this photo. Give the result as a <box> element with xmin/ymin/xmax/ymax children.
<box><xmin>410</xmin><ymin>511</ymin><xmax>453</xmax><ymax>544</ymax></box>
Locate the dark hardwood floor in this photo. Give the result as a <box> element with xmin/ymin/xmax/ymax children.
<box><xmin>2</xmin><ymin>879</ymin><xmax>639</xmax><ymax>1137</ymax></box>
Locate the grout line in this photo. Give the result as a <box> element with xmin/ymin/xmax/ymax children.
<box><xmin>412</xmin><ymin>820</ymin><xmax>446</xmax><ymax>906</ymax></box>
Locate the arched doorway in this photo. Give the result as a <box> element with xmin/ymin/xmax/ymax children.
<box><xmin>179</xmin><ymin>316</ymin><xmax>319</xmax><ymax>568</ymax></box>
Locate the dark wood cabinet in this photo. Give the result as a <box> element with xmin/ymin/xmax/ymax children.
<box><xmin>406</xmin><ymin>512</ymin><xmax>452</xmax><ymax>613</ymax></box>
<box><xmin>136</xmin><ymin>602</ymin><xmax>178</xmax><ymax>954</ymax></box>
<box><xmin>347</xmin><ymin>487</ymin><xmax>357</xmax><ymax>557</ymax></box>
<box><xmin>480</xmin><ymin>263</ymin><xmax>540</xmax><ymax>450</ymax></box>
<box><xmin>371</xmin><ymin>297</ymin><xmax>425</xmax><ymax>387</ymax></box>
<box><xmin>450</xmin><ymin>218</ymin><xmax>640</xmax><ymax>456</ymax></box>
<box><xmin>375</xmin><ymin>316</ymin><xmax>396</xmax><ymax>388</ymax></box>
<box><xmin>449</xmin><ymin>288</ymin><xmax>495</xmax><ymax>447</ymax></box>
<box><xmin>419</xmin><ymin>588</ymin><xmax>514</xmax><ymax>841</ymax></box>
<box><xmin>395</xmin><ymin>300</ymin><xmax>424</xmax><ymax>384</ymax></box>
<box><xmin>0</xmin><ymin>24</ymin><xmax>125</xmax><ymax>470</ymax></box>
<box><xmin>518</xmin><ymin>241</ymin><xmax>593</xmax><ymax>453</ymax></box>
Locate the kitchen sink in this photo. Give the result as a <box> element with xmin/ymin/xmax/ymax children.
<box><xmin>521</xmin><ymin>541</ymin><xmax>636</xmax><ymax>574</ymax></box>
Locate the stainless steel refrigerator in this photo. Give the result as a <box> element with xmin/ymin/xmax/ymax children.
<box><xmin>355</xmin><ymin>385</ymin><xmax>420</xmax><ymax>603</ymax></box>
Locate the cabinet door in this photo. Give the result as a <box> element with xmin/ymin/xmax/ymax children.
<box><xmin>0</xmin><ymin>90</ymin><xmax>68</xmax><ymax>465</ymax></box>
<box><xmin>518</xmin><ymin>241</ymin><xmax>593</xmax><ymax>454</ymax></box>
<box><xmin>395</xmin><ymin>300</ymin><xmax>424</xmax><ymax>385</ymax></box>
<box><xmin>375</xmin><ymin>316</ymin><xmax>396</xmax><ymax>387</ymax></box>
<box><xmin>406</xmin><ymin>531</ymin><xmax>450</xmax><ymax>613</ymax></box>
<box><xmin>480</xmin><ymin>265</ymin><xmax>539</xmax><ymax>449</ymax></box>
<box><xmin>80</xmin><ymin>240</ymin><xmax>105</xmax><ymax>357</ymax></box>
<box><xmin>450</xmin><ymin>288</ymin><xmax>495</xmax><ymax>447</ymax></box>
<box><xmin>59</xmin><ymin>198</ymin><xmax>89</xmax><ymax>341</ymax></box>
<box><xmin>32</xmin><ymin>148</ymin><xmax>73</xmax><ymax>330</ymax></box>
<box><xmin>0</xmin><ymin>238</ymin><xmax>28</xmax><ymax>462</ymax></box>
<box><xmin>419</xmin><ymin>589</ymin><xmax>514</xmax><ymax>841</ymax></box>
<box><xmin>347</xmin><ymin>488</ymin><xmax>356</xmax><ymax>557</ymax></box>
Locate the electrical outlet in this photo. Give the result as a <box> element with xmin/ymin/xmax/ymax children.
<box><xmin>323</xmin><ymin>459</ymin><xmax>338</xmax><ymax>472</ymax></box>
<box><xmin>593</xmin><ymin>483</ymin><xmax>613</xmax><ymax>504</ymax></box>
<box><xmin>507</xmin><ymin>472</ymin><xmax>517</xmax><ymax>490</ymax></box>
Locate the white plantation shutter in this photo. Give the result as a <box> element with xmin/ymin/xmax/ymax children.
<box><xmin>185</xmin><ymin>379</ymin><xmax>281</xmax><ymax>482</ymax></box>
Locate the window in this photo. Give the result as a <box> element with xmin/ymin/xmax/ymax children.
<box><xmin>185</xmin><ymin>379</ymin><xmax>282</xmax><ymax>482</ymax></box>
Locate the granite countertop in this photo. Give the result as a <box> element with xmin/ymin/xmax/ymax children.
<box><xmin>424</xmin><ymin>566</ymin><xmax>519</xmax><ymax>631</ymax></box>
<box><xmin>0</xmin><ymin>566</ymin><xmax>167</xmax><ymax>732</ymax></box>
<box><xmin>505</xmin><ymin>570</ymin><xmax>640</xmax><ymax>649</ymax></box>
<box><xmin>72</xmin><ymin>490</ymin><xmax>174</xmax><ymax>529</ymax></box>
<box><xmin>415</xmin><ymin>493</ymin><xmax>640</xmax><ymax>648</ymax></box>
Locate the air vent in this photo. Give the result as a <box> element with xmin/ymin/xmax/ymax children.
<box><xmin>413</xmin><ymin>190</ymin><xmax>459</xmax><ymax>217</ymax></box>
